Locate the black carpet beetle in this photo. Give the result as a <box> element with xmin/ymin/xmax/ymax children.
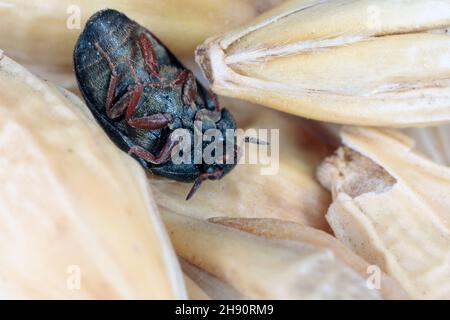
<box><xmin>74</xmin><ymin>9</ymin><xmax>245</xmax><ymax>200</ymax></box>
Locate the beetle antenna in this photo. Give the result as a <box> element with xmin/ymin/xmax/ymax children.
<box><xmin>186</xmin><ymin>177</ymin><xmax>203</xmax><ymax>200</ymax></box>
<box><xmin>244</xmin><ymin>136</ymin><xmax>270</xmax><ymax>145</ymax></box>
<box><xmin>186</xmin><ymin>168</ymin><xmax>224</xmax><ymax>200</ymax></box>
<box><xmin>234</xmin><ymin>137</ymin><xmax>269</xmax><ymax>164</ymax></box>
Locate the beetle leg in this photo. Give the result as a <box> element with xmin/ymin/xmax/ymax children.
<box><xmin>209</xmin><ymin>91</ymin><xmax>221</xmax><ymax>112</ymax></box>
<box><xmin>128</xmin><ymin>113</ymin><xmax>172</xmax><ymax>130</ymax></box>
<box><xmin>139</xmin><ymin>32</ymin><xmax>159</xmax><ymax>78</ymax></box>
<box><xmin>163</xmin><ymin>70</ymin><xmax>198</xmax><ymax>107</ymax></box>
<box><xmin>124</xmin><ymin>84</ymin><xmax>171</xmax><ymax>130</ymax></box>
<box><xmin>95</xmin><ymin>42</ymin><xmax>119</xmax><ymax>119</ymax></box>
<box><xmin>181</xmin><ymin>71</ymin><xmax>198</xmax><ymax>107</ymax></box>
<box><xmin>124</xmin><ymin>83</ymin><xmax>144</xmax><ymax>122</ymax></box>
<box><xmin>143</xmin><ymin>69</ymin><xmax>197</xmax><ymax>108</ymax></box>
<box><xmin>193</xmin><ymin>91</ymin><xmax>223</xmax><ymax>122</ymax></box>
<box><xmin>122</xmin><ymin>58</ymin><xmax>173</xmax><ymax>130</ymax></box>
<box><xmin>123</xmin><ymin>84</ymin><xmax>172</xmax><ymax>129</ymax></box>
<box><xmin>195</xmin><ymin>109</ymin><xmax>221</xmax><ymax>123</ymax></box>
<box><xmin>169</xmin><ymin>70</ymin><xmax>190</xmax><ymax>87</ymax></box>
<box><xmin>138</xmin><ymin>31</ymin><xmax>210</xmax><ymax>112</ymax></box>
<box><xmin>143</xmin><ymin>70</ymin><xmax>191</xmax><ymax>87</ymax></box>
<box><xmin>108</xmin><ymin>89</ymin><xmax>134</xmax><ymax>119</ymax></box>
<box><xmin>128</xmin><ymin>134</ymin><xmax>178</xmax><ymax>164</ymax></box>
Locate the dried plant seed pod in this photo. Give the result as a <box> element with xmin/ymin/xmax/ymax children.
<box><xmin>403</xmin><ymin>125</ymin><xmax>450</xmax><ymax>166</ymax></box>
<box><xmin>181</xmin><ymin>259</ymin><xmax>246</xmax><ymax>300</ymax></box>
<box><xmin>209</xmin><ymin>217</ymin><xmax>409</xmax><ymax>299</ymax></box>
<box><xmin>196</xmin><ymin>0</ymin><xmax>450</xmax><ymax>127</ymax></box>
<box><xmin>0</xmin><ymin>54</ymin><xmax>185</xmax><ymax>299</ymax></box>
<box><xmin>183</xmin><ymin>274</ymin><xmax>211</xmax><ymax>300</ymax></box>
<box><xmin>163</xmin><ymin>211</ymin><xmax>383</xmax><ymax>299</ymax></box>
<box><xmin>317</xmin><ymin>127</ymin><xmax>450</xmax><ymax>299</ymax></box>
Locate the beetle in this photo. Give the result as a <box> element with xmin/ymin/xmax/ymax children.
<box><xmin>74</xmin><ymin>9</ymin><xmax>241</xmax><ymax>200</ymax></box>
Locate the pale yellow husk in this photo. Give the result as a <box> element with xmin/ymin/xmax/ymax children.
<box><xmin>0</xmin><ymin>54</ymin><xmax>185</xmax><ymax>299</ymax></box>
<box><xmin>317</xmin><ymin>127</ymin><xmax>450</xmax><ymax>299</ymax></box>
<box><xmin>0</xmin><ymin>0</ymin><xmax>285</xmax><ymax>90</ymax></box>
<box><xmin>209</xmin><ymin>217</ymin><xmax>409</xmax><ymax>299</ymax></box>
<box><xmin>151</xmin><ymin>107</ymin><xmax>332</xmax><ymax>230</ymax></box>
<box><xmin>183</xmin><ymin>274</ymin><xmax>210</xmax><ymax>300</ymax></box>
<box><xmin>181</xmin><ymin>260</ymin><xmax>246</xmax><ymax>300</ymax></box>
<box><xmin>403</xmin><ymin>125</ymin><xmax>450</xmax><ymax>166</ymax></box>
<box><xmin>163</xmin><ymin>211</ymin><xmax>383</xmax><ymax>299</ymax></box>
<box><xmin>196</xmin><ymin>0</ymin><xmax>450</xmax><ymax>127</ymax></box>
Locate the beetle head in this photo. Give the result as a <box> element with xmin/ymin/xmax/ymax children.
<box><xmin>186</xmin><ymin>108</ymin><xmax>239</xmax><ymax>200</ymax></box>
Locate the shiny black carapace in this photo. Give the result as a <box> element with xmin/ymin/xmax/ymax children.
<box><xmin>74</xmin><ymin>9</ymin><xmax>238</xmax><ymax>200</ymax></box>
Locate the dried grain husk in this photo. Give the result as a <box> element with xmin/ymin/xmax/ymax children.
<box><xmin>0</xmin><ymin>54</ymin><xmax>185</xmax><ymax>299</ymax></box>
<box><xmin>163</xmin><ymin>211</ymin><xmax>383</xmax><ymax>299</ymax></box>
<box><xmin>209</xmin><ymin>217</ymin><xmax>408</xmax><ymax>299</ymax></box>
<box><xmin>403</xmin><ymin>125</ymin><xmax>450</xmax><ymax>166</ymax></box>
<box><xmin>196</xmin><ymin>0</ymin><xmax>450</xmax><ymax>127</ymax></box>
<box><xmin>183</xmin><ymin>273</ymin><xmax>210</xmax><ymax>300</ymax></box>
<box><xmin>151</xmin><ymin>106</ymin><xmax>332</xmax><ymax>230</ymax></box>
<box><xmin>181</xmin><ymin>260</ymin><xmax>245</xmax><ymax>300</ymax></box>
<box><xmin>0</xmin><ymin>0</ymin><xmax>285</xmax><ymax>91</ymax></box>
<box><xmin>317</xmin><ymin>127</ymin><xmax>450</xmax><ymax>299</ymax></box>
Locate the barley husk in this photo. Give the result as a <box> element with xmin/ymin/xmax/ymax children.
<box><xmin>0</xmin><ymin>54</ymin><xmax>185</xmax><ymax>299</ymax></box>
<box><xmin>181</xmin><ymin>260</ymin><xmax>245</xmax><ymax>300</ymax></box>
<box><xmin>210</xmin><ymin>217</ymin><xmax>409</xmax><ymax>299</ymax></box>
<box><xmin>317</xmin><ymin>127</ymin><xmax>450</xmax><ymax>299</ymax></box>
<box><xmin>196</xmin><ymin>0</ymin><xmax>450</xmax><ymax>127</ymax></box>
<box><xmin>163</xmin><ymin>211</ymin><xmax>382</xmax><ymax>299</ymax></box>
<box><xmin>183</xmin><ymin>273</ymin><xmax>210</xmax><ymax>300</ymax></box>
<box><xmin>403</xmin><ymin>125</ymin><xmax>450</xmax><ymax>166</ymax></box>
